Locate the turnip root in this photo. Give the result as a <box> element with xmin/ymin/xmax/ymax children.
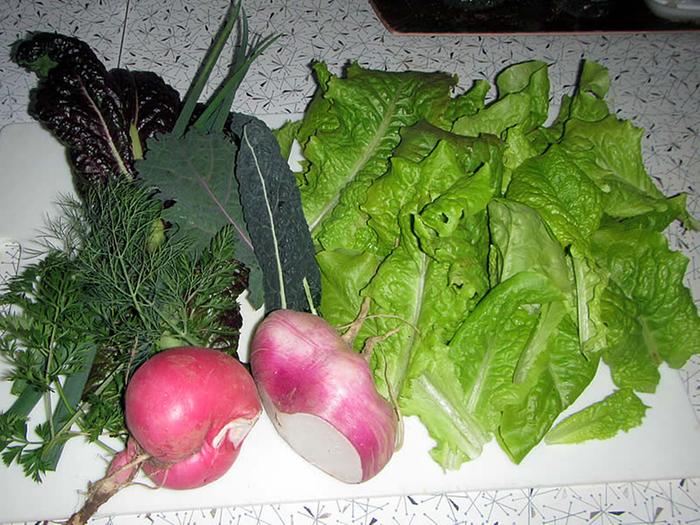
<box><xmin>125</xmin><ymin>346</ymin><xmax>262</xmax><ymax>489</ymax></box>
<box><xmin>250</xmin><ymin>309</ymin><xmax>398</xmax><ymax>483</ymax></box>
<box><xmin>67</xmin><ymin>347</ymin><xmax>261</xmax><ymax>525</ymax></box>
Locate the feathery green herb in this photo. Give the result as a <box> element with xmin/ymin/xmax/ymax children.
<box><xmin>0</xmin><ymin>181</ymin><xmax>247</xmax><ymax>480</ymax></box>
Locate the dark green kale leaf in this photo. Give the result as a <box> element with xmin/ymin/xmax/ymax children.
<box><xmin>236</xmin><ymin>117</ymin><xmax>321</xmax><ymax>313</ymax></box>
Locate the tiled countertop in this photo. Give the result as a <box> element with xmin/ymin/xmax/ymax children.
<box><xmin>1</xmin><ymin>1</ymin><xmax>699</xmax><ymax>523</ymax></box>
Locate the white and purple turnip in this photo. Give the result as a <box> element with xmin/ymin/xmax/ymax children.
<box><xmin>250</xmin><ymin>309</ymin><xmax>398</xmax><ymax>484</ymax></box>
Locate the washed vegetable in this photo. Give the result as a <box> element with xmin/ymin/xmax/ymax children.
<box><xmin>251</xmin><ymin>309</ymin><xmax>397</xmax><ymax>483</ymax></box>
<box><xmin>0</xmin><ymin>182</ymin><xmax>247</xmax><ymax>480</ymax></box>
<box><xmin>124</xmin><ymin>347</ymin><xmax>261</xmax><ymax>488</ymax></box>
<box><xmin>2</xmin><ymin>2</ymin><xmax>699</xmax><ymax>515</ymax></box>
<box><xmin>2</xmin><ymin>1</ymin><xmax>275</xmax><ymax>519</ymax></box>
<box><xmin>235</xmin><ymin>117</ymin><xmax>321</xmax><ymax>313</ymax></box>
<box><xmin>65</xmin><ymin>347</ymin><xmax>260</xmax><ymax>524</ymax></box>
<box><xmin>137</xmin><ymin>13</ymin><xmax>278</xmax><ymax>307</ymax></box>
<box><xmin>545</xmin><ymin>389</ymin><xmax>649</xmax><ymax>445</ymax></box>
<box><xmin>12</xmin><ymin>32</ymin><xmax>181</xmax><ymax>190</ymax></box>
<box><xmin>290</xmin><ymin>59</ymin><xmax>700</xmax><ymax>468</ymax></box>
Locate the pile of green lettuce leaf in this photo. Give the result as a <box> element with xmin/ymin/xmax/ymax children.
<box><xmin>282</xmin><ymin>59</ymin><xmax>700</xmax><ymax>467</ymax></box>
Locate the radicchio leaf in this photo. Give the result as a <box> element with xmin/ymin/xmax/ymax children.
<box><xmin>13</xmin><ymin>33</ymin><xmax>180</xmax><ymax>190</ymax></box>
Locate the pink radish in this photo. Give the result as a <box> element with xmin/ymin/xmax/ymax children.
<box><xmin>250</xmin><ymin>308</ymin><xmax>398</xmax><ymax>483</ymax></box>
<box><xmin>124</xmin><ymin>346</ymin><xmax>262</xmax><ymax>489</ymax></box>
<box><xmin>67</xmin><ymin>347</ymin><xmax>261</xmax><ymax>525</ymax></box>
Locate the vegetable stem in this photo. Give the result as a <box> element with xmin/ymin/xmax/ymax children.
<box><xmin>302</xmin><ymin>277</ymin><xmax>318</xmax><ymax>316</ymax></box>
<box><xmin>171</xmin><ymin>0</ymin><xmax>242</xmax><ymax>137</ymax></box>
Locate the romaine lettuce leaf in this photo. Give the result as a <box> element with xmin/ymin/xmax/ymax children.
<box><xmin>361</xmin><ymin>153</ymin><xmax>499</xmax><ymax>399</ymax></box>
<box><xmin>488</xmin><ymin>199</ymin><xmax>571</xmax><ymax>291</ymax></box>
<box><xmin>497</xmin><ymin>314</ymin><xmax>600</xmax><ymax>463</ymax></box>
<box><xmin>485</xmin><ymin>199</ymin><xmax>599</xmax><ymax>462</ymax></box>
<box><xmin>592</xmin><ymin>226</ymin><xmax>700</xmax><ymax>390</ymax></box>
<box><xmin>453</xmin><ymin>61</ymin><xmax>550</xmax><ymax>137</ymax></box>
<box><xmin>545</xmin><ymin>389</ymin><xmax>648</xmax><ymax>445</ymax></box>
<box><xmin>506</xmin><ymin>145</ymin><xmax>604</xmax><ymax>251</ymax></box>
<box><xmin>316</xmin><ymin>249</ymin><xmax>382</xmax><ymax>328</ymax></box>
<box><xmin>447</xmin><ymin>272</ymin><xmax>563</xmax><ymax>444</ymax></box>
<box><xmin>293</xmin><ymin>57</ymin><xmax>700</xmax><ymax>470</ymax></box>
<box><xmin>363</xmin><ymin>123</ymin><xmax>502</xmax><ymax>253</ymax></box>
<box><xmin>297</xmin><ymin>62</ymin><xmax>456</xmax><ymax>253</ymax></box>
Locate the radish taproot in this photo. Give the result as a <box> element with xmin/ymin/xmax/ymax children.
<box><xmin>67</xmin><ymin>347</ymin><xmax>261</xmax><ymax>525</ymax></box>
<box><xmin>250</xmin><ymin>309</ymin><xmax>398</xmax><ymax>483</ymax></box>
<box><xmin>124</xmin><ymin>346</ymin><xmax>262</xmax><ymax>489</ymax></box>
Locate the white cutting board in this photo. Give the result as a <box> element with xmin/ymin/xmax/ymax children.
<box><xmin>1</xmin><ymin>121</ymin><xmax>699</xmax><ymax>524</ymax></box>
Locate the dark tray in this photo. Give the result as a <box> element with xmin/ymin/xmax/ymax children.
<box><xmin>369</xmin><ymin>0</ymin><xmax>700</xmax><ymax>34</ymax></box>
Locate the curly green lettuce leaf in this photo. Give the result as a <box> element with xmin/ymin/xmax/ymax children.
<box><xmin>485</xmin><ymin>199</ymin><xmax>599</xmax><ymax>462</ymax></box>
<box><xmin>569</xmin><ymin>246</ymin><xmax>609</xmax><ymax>358</ymax></box>
<box><xmin>297</xmin><ymin>62</ymin><xmax>457</xmax><ymax>252</ymax></box>
<box><xmin>506</xmin><ymin>145</ymin><xmax>604</xmax><ymax>251</ymax></box>
<box><xmin>316</xmin><ymin>249</ymin><xmax>383</xmax><ymax>328</ymax></box>
<box><xmin>376</xmin><ymin>210</ymin><xmax>491</xmax><ymax>467</ymax></box>
<box><xmin>488</xmin><ymin>199</ymin><xmax>571</xmax><ymax>291</ymax></box>
<box><xmin>445</xmin><ymin>272</ymin><xmax>564</xmax><ymax>457</ymax></box>
<box><xmin>453</xmin><ymin>60</ymin><xmax>549</xmax><ymax>138</ymax></box>
<box><xmin>545</xmin><ymin>389</ymin><xmax>648</xmax><ymax>445</ymax></box>
<box><xmin>497</xmin><ymin>314</ymin><xmax>600</xmax><ymax>463</ymax></box>
<box><xmin>361</xmin><ymin>157</ymin><xmax>498</xmax><ymax>393</ymax></box>
<box><xmin>363</xmin><ymin>123</ymin><xmax>502</xmax><ymax>253</ymax></box>
<box><xmin>442</xmin><ymin>78</ymin><xmax>490</xmax><ymax>125</ymax></box>
<box><xmin>327</xmin><ymin>145</ymin><xmax>500</xmax><ymax>469</ymax></box>
<box><xmin>593</xmin><ymin>226</ymin><xmax>700</xmax><ymax>392</ymax></box>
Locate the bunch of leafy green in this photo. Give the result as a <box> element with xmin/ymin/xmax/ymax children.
<box><xmin>288</xmin><ymin>59</ymin><xmax>700</xmax><ymax>467</ymax></box>
<box><xmin>0</xmin><ymin>183</ymin><xmax>246</xmax><ymax>481</ymax></box>
<box><xmin>12</xmin><ymin>31</ymin><xmax>181</xmax><ymax>191</ymax></box>
<box><xmin>0</xmin><ymin>0</ymin><xmax>300</xmax><ymax>482</ymax></box>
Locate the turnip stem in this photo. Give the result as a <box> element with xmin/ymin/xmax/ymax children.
<box><xmin>341</xmin><ymin>296</ymin><xmax>371</xmax><ymax>345</ymax></box>
<box><xmin>360</xmin><ymin>327</ymin><xmax>401</xmax><ymax>362</ymax></box>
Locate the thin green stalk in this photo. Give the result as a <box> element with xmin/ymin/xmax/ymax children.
<box><xmin>303</xmin><ymin>277</ymin><xmax>318</xmax><ymax>316</ymax></box>
<box><xmin>194</xmin><ymin>33</ymin><xmax>280</xmax><ymax>133</ymax></box>
<box><xmin>40</xmin><ymin>364</ymin><xmax>124</xmax><ymax>461</ymax></box>
<box><xmin>171</xmin><ymin>0</ymin><xmax>242</xmax><ymax>137</ymax></box>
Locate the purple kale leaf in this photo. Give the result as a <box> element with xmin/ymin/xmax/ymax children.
<box><xmin>12</xmin><ymin>33</ymin><xmax>181</xmax><ymax>191</ymax></box>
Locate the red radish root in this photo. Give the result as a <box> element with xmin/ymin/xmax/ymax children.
<box><xmin>125</xmin><ymin>347</ymin><xmax>261</xmax><ymax>489</ymax></box>
<box><xmin>67</xmin><ymin>347</ymin><xmax>261</xmax><ymax>524</ymax></box>
<box><xmin>250</xmin><ymin>309</ymin><xmax>398</xmax><ymax>483</ymax></box>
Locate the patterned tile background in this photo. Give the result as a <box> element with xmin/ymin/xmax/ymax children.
<box><xmin>0</xmin><ymin>1</ymin><xmax>699</xmax><ymax>523</ymax></box>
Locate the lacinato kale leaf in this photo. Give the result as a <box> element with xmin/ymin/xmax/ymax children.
<box><xmin>236</xmin><ymin>118</ymin><xmax>321</xmax><ymax>313</ymax></box>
